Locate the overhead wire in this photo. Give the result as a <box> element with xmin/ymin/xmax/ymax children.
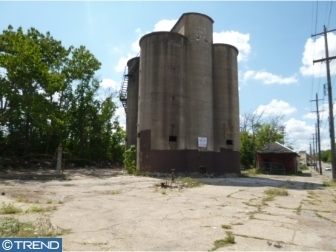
<box><xmin>327</xmin><ymin>1</ymin><xmax>333</xmax><ymax>29</ymax></box>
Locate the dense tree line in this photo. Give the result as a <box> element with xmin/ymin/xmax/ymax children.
<box><xmin>240</xmin><ymin>112</ymin><xmax>287</xmax><ymax>169</ymax></box>
<box><xmin>0</xmin><ymin>26</ymin><xmax>125</xmax><ymax>165</ymax></box>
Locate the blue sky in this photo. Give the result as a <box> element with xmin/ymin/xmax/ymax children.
<box><xmin>1</xmin><ymin>1</ymin><xmax>336</xmax><ymax>152</ymax></box>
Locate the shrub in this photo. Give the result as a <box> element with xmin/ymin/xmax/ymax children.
<box><xmin>123</xmin><ymin>145</ymin><xmax>136</xmax><ymax>174</ymax></box>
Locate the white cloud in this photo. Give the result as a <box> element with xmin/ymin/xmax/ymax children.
<box><xmin>100</xmin><ymin>78</ymin><xmax>119</xmax><ymax>90</ymax></box>
<box><xmin>300</xmin><ymin>32</ymin><xmax>336</xmax><ymax>77</ymax></box>
<box><xmin>213</xmin><ymin>31</ymin><xmax>251</xmax><ymax>62</ymax></box>
<box><xmin>243</xmin><ymin>70</ymin><xmax>298</xmax><ymax>85</ymax></box>
<box><xmin>153</xmin><ymin>19</ymin><xmax>177</xmax><ymax>32</ymax></box>
<box><xmin>254</xmin><ymin>99</ymin><xmax>297</xmax><ymax>117</ymax></box>
<box><xmin>114</xmin><ymin>53</ymin><xmax>134</xmax><ymax>73</ymax></box>
<box><xmin>115</xmin><ymin>19</ymin><xmax>177</xmax><ymax>72</ymax></box>
<box><xmin>284</xmin><ymin>118</ymin><xmax>315</xmax><ymax>151</ymax></box>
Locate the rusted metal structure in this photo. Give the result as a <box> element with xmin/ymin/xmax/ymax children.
<box><xmin>120</xmin><ymin>12</ymin><xmax>240</xmax><ymax>175</ymax></box>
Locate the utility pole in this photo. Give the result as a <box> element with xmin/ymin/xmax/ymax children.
<box><xmin>310</xmin><ymin>143</ymin><xmax>312</xmax><ymax>167</ymax></box>
<box><xmin>312</xmin><ymin>134</ymin><xmax>316</xmax><ymax>171</ymax></box>
<box><xmin>312</xmin><ymin>26</ymin><xmax>336</xmax><ymax>181</ymax></box>
<box><xmin>311</xmin><ymin>93</ymin><xmax>323</xmax><ymax>174</ymax></box>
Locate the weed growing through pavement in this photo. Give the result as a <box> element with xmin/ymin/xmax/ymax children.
<box><xmin>323</xmin><ymin>180</ymin><xmax>336</xmax><ymax>187</ymax></box>
<box><xmin>0</xmin><ymin>203</ymin><xmax>22</xmax><ymax>214</ymax></box>
<box><xmin>0</xmin><ymin>216</ymin><xmax>71</xmax><ymax>237</ymax></box>
<box><xmin>263</xmin><ymin>187</ymin><xmax>288</xmax><ymax>203</ymax></box>
<box><xmin>26</xmin><ymin>205</ymin><xmax>57</xmax><ymax>213</ymax></box>
<box><xmin>178</xmin><ymin>177</ymin><xmax>202</xmax><ymax>188</ymax></box>
<box><xmin>221</xmin><ymin>224</ymin><xmax>232</xmax><ymax>229</ymax></box>
<box><xmin>211</xmin><ymin>231</ymin><xmax>235</xmax><ymax>250</ymax></box>
<box><xmin>295</xmin><ymin>204</ymin><xmax>302</xmax><ymax>215</ymax></box>
<box><xmin>97</xmin><ymin>189</ymin><xmax>122</xmax><ymax>195</ymax></box>
<box><xmin>315</xmin><ymin>211</ymin><xmax>336</xmax><ymax>223</ymax></box>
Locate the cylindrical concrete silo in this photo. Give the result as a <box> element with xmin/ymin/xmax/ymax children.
<box><xmin>172</xmin><ymin>13</ymin><xmax>214</xmax><ymax>151</ymax></box>
<box><xmin>137</xmin><ymin>32</ymin><xmax>187</xmax><ymax>172</ymax></box>
<box><xmin>125</xmin><ymin>57</ymin><xmax>139</xmax><ymax>150</ymax></box>
<box><xmin>213</xmin><ymin>43</ymin><xmax>240</xmax><ymax>173</ymax></box>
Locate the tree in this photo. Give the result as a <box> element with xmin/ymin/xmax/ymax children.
<box><xmin>0</xmin><ymin>25</ymin><xmax>124</xmax><ymax>165</ymax></box>
<box><xmin>240</xmin><ymin>111</ymin><xmax>285</xmax><ymax>168</ymax></box>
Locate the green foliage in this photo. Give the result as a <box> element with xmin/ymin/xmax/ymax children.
<box><xmin>211</xmin><ymin>231</ymin><xmax>235</xmax><ymax>250</ymax></box>
<box><xmin>263</xmin><ymin>187</ymin><xmax>289</xmax><ymax>202</ymax></box>
<box><xmin>240</xmin><ymin>131</ymin><xmax>254</xmax><ymax>169</ymax></box>
<box><xmin>0</xmin><ymin>25</ymin><xmax>124</xmax><ymax>163</ymax></box>
<box><xmin>320</xmin><ymin>150</ymin><xmax>332</xmax><ymax>163</ymax></box>
<box><xmin>240</xmin><ymin>114</ymin><xmax>284</xmax><ymax>169</ymax></box>
<box><xmin>123</xmin><ymin>145</ymin><xmax>136</xmax><ymax>174</ymax></box>
<box><xmin>322</xmin><ymin>180</ymin><xmax>336</xmax><ymax>187</ymax></box>
<box><xmin>0</xmin><ymin>217</ymin><xmax>71</xmax><ymax>237</ymax></box>
<box><xmin>241</xmin><ymin>167</ymin><xmax>263</xmax><ymax>176</ymax></box>
<box><xmin>179</xmin><ymin>177</ymin><xmax>202</xmax><ymax>188</ymax></box>
<box><xmin>0</xmin><ymin>203</ymin><xmax>22</xmax><ymax>214</ymax></box>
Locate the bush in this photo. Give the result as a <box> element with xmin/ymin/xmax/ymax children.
<box><xmin>123</xmin><ymin>145</ymin><xmax>136</xmax><ymax>174</ymax></box>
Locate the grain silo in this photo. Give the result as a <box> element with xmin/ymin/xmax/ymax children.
<box><xmin>171</xmin><ymin>13</ymin><xmax>214</xmax><ymax>152</ymax></box>
<box><xmin>137</xmin><ymin>32</ymin><xmax>187</xmax><ymax>172</ymax></box>
<box><xmin>121</xmin><ymin>12</ymin><xmax>241</xmax><ymax>175</ymax></box>
<box><xmin>122</xmin><ymin>57</ymin><xmax>139</xmax><ymax>149</ymax></box>
<box><xmin>213</xmin><ymin>44</ymin><xmax>240</xmax><ymax>173</ymax></box>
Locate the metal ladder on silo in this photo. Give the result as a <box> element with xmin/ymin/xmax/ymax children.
<box><xmin>119</xmin><ymin>67</ymin><xmax>129</xmax><ymax>113</ymax></box>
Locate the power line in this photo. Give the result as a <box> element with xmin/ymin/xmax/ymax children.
<box><xmin>315</xmin><ymin>1</ymin><xmax>319</xmax><ymax>36</ymax></box>
<box><xmin>328</xmin><ymin>1</ymin><xmax>333</xmax><ymax>28</ymax></box>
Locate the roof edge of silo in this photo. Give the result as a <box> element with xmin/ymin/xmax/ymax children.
<box><xmin>139</xmin><ymin>31</ymin><xmax>187</xmax><ymax>46</ymax></box>
<box><xmin>213</xmin><ymin>43</ymin><xmax>239</xmax><ymax>55</ymax></box>
<box><xmin>170</xmin><ymin>12</ymin><xmax>214</xmax><ymax>32</ymax></box>
<box><xmin>127</xmin><ymin>56</ymin><xmax>140</xmax><ymax>63</ymax></box>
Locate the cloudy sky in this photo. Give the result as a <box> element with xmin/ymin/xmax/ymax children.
<box><xmin>1</xmin><ymin>1</ymin><xmax>335</xmax><ymax>152</ymax></box>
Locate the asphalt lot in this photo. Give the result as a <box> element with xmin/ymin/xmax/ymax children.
<box><xmin>0</xmin><ymin>168</ymin><xmax>336</xmax><ymax>251</ymax></box>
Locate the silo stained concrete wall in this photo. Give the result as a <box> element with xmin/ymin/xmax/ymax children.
<box><xmin>137</xmin><ymin>32</ymin><xmax>187</xmax><ymax>172</ymax></box>
<box><xmin>171</xmin><ymin>13</ymin><xmax>215</xmax><ymax>152</ymax></box>
<box><xmin>213</xmin><ymin>44</ymin><xmax>240</xmax><ymax>173</ymax></box>
<box><xmin>125</xmin><ymin>57</ymin><xmax>139</xmax><ymax>150</ymax></box>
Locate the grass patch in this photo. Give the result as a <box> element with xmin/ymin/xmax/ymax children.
<box><xmin>0</xmin><ymin>203</ymin><xmax>22</xmax><ymax>214</ymax></box>
<box><xmin>178</xmin><ymin>177</ymin><xmax>202</xmax><ymax>188</ymax></box>
<box><xmin>221</xmin><ymin>224</ymin><xmax>232</xmax><ymax>229</ymax></box>
<box><xmin>26</xmin><ymin>205</ymin><xmax>57</xmax><ymax>213</ymax></box>
<box><xmin>241</xmin><ymin>167</ymin><xmax>263</xmax><ymax>176</ymax></box>
<box><xmin>161</xmin><ymin>190</ymin><xmax>167</xmax><ymax>195</ymax></box>
<box><xmin>98</xmin><ymin>189</ymin><xmax>122</xmax><ymax>195</ymax></box>
<box><xmin>323</xmin><ymin>180</ymin><xmax>336</xmax><ymax>187</ymax></box>
<box><xmin>300</xmin><ymin>165</ymin><xmax>309</xmax><ymax>171</ymax></box>
<box><xmin>295</xmin><ymin>204</ymin><xmax>302</xmax><ymax>215</ymax></box>
<box><xmin>0</xmin><ymin>216</ymin><xmax>71</xmax><ymax>237</ymax></box>
<box><xmin>46</xmin><ymin>199</ymin><xmax>53</xmax><ymax>204</ymax></box>
<box><xmin>314</xmin><ymin>211</ymin><xmax>335</xmax><ymax>223</ymax></box>
<box><xmin>211</xmin><ymin>231</ymin><xmax>235</xmax><ymax>250</ymax></box>
<box><xmin>263</xmin><ymin>187</ymin><xmax>288</xmax><ymax>202</ymax></box>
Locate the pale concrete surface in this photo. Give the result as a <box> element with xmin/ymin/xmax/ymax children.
<box><xmin>0</xmin><ymin>168</ymin><xmax>335</xmax><ymax>251</ymax></box>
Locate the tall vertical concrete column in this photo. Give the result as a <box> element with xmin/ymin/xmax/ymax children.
<box><xmin>213</xmin><ymin>44</ymin><xmax>239</xmax><ymax>152</ymax></box>
<box><xmin>137</xmin><ymin>32</ymin><xmax>187</xmax><ymax>172</ymax></box>
<box><xmin>125</xmin><ymin>57</ymin><xmax>139</xmax><ymax>150</ymax></box>
<box><xmin>171</xmin><ymin>13</ymin><xmax>215</xmax><ymax>151</ymax></box>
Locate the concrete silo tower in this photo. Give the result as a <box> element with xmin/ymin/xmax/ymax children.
<box><xmin>120</xmin><ymin>57</ymin><xmax>140</xmax><ymax>150</ymax></box>
<box><xmin>122</xmin><ymin>12</ymin><xmax>240</xmax><ymax>175</ymax></box>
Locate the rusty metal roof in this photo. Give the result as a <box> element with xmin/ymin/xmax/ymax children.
<box><xmin>257</xmin><ymin>142</ymin><xmax>298</xmax><ymax>155</ymax></box>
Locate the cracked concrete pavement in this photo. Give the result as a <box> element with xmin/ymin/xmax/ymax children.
<box><xmin>0</xmin><ymin>168</ymin><xmax>336</xmax><ymax>251</ymax></box>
